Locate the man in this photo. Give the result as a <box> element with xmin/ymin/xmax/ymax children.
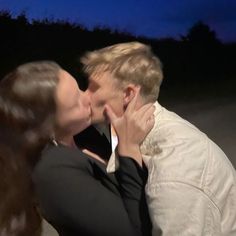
<box><xmin>82</xmin><ymin>42</ymin><xmax>236</xmax><ymax>235</ymax></box>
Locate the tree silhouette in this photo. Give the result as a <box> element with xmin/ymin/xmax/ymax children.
<box><xmin>0</xmin><ymin>11</ymin><xmax>235</xmax><ymax>85</ymax></box>
<box><xmin>182</xmin><ymin>21</ymin><xmax>221</xmax><ymax>46</ymax></box>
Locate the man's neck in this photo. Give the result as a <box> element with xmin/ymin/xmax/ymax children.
<box><xmin>133</xmin><ymin>95</ymin><xmax>149</xmax><ymax>110</ymax></box>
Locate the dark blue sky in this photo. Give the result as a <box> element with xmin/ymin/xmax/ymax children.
<box><xmin>1</xmin><ymin>0</ymin><xmax>236</xmax><ymax>42</ymax></box>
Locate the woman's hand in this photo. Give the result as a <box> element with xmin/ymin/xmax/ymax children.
<box><xmin>105</xmin><ymin>89</ymin><xmax>155</xmax><ymax>166</ymax></box>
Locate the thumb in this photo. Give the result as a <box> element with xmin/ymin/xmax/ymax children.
<box><xmin>104</xmin><ymin>105</ymin><xmax>117</xmax><ymax>125</ymax></box>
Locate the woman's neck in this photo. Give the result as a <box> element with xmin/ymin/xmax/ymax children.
<box><xmin>55</xmin><ymin>134</ymin><xmax>77</xmax><ymax>148</ymax></box>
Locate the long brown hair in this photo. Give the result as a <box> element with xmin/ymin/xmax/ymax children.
<box><xmin>0</xmin><ymin>61</ymin><xmax>61</xmax><ymax>235</ymax></box>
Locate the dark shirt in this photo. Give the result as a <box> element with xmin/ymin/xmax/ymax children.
<box><xmin>33</xmin><ymin>144</ymin><xmax>151</xmax><ymax>236</ymax></box>
<box><xmin>74</xmin><ymin>125</ymin><xmax>112</xmax><ymax>161</ymax></box>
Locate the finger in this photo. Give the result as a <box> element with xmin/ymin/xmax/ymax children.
<box><xmin>126</xmin><ymin>87</ymin><xmax>140</xmax><ymax>114</ymax></box>
<box><xmin>104</xmin><ymin>105</ymin><xmax>117</xmax><ymax>125</ymax></box>
<box><xmin>137</xmin><ymin>103</ymin><xmax>154</xmax><ymax>114</ymax></box>
<box><xmin>139</xmin><ymin>106</ymin><xmax>155</xmax><ymax>122</ymax></box>
<box><xmin>145</xmin><ymin>115</ymin><xmax>155</xmax><ymax>133</ymax></box>
<box><xmin>136</xmin><ymin>104</ymin><xmax>155</xmax><ymax>122</ymax></box>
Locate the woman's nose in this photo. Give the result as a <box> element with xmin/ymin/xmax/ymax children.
<box><xmin>81</xmin><ymin>90</ymin><xmax>91</xmax><ymax>106</ymax></box>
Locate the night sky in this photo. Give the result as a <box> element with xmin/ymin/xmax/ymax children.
<box><xmin>0</xmin><ymin>0</ymin><xmax>236</xmax><ymax>42</ymax></box>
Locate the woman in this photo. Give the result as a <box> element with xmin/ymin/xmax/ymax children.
<box><xmin>0</xmin><ymin>61</ymin><xmax>154</xmax><ymax>236</ymax></box>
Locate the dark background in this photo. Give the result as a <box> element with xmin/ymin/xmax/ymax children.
<box><xmin>0</xmin><ymin>10</ymin><xmax>235</xmax><ymax>89</ymax></box>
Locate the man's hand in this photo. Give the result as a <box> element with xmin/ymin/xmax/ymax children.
<box><xmin>105</xmin><ymin>89</ymin><xmax>155</xmax><ymax>166</ymax></box>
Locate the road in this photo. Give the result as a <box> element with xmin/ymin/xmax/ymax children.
<box><xmin>167</xmin><ymin>97</ymin><xmax>236</xmax><ymax>168</ymax></box>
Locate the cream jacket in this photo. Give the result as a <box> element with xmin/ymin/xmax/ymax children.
<box><xmin>107</xmin><ymin>102</ymin><xmax>236</xmax><ymax>236</ymax></box>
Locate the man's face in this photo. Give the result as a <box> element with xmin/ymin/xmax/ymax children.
<box><xmin>86</xmin><ymin>71</ymin><xmax>124</xmax><ymax>124</ymax></box>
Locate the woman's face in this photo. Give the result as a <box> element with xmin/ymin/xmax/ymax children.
<box><xmin>55</xmin><ymin>70</ymin><xmax>91</xmax><ymax>136</ymax></box>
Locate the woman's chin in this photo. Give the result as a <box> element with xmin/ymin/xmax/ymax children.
<box><xmin>82</xmin><ymin>118</ymin><xmax>92</xmax><ymax>132</ymax></box>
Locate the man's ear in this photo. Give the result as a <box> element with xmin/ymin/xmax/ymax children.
<box><xmin>123</xmin><ymin>84</ymin><xmax>140</xmax><ymax>106</ymax></box>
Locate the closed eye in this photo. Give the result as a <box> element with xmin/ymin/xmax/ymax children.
<box><xmin>88</xmin><ymin>81</ymin><xmax>99</xmax><ymax>92</ymax></box>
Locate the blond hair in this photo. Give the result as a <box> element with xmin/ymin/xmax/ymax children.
<box><xmin>81</xmin><ymin>42</ymin><xmax>163</xmax><ymax>102</ymax></box>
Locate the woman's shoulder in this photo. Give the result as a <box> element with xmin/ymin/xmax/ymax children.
<box><xmin>33</xmin><ymin>144</ymin><xmax>91</xmax><ymax>179</ymax></box>
<box><xmin>44</xmin><ymin>143</ymin><xmax>87</xmax><ymax>162</ymax></box>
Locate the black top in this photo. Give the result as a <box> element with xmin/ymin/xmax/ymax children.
<box><xmin>33</xmin><ymin>144</ymin><xmax>151</xmax><ymax>236</ymax></box>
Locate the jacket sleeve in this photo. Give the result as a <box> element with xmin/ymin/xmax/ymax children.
<box><xmin>33</xmin><ymin>149</ymin><xmax>151</xmax><ymax>236</ymax></box>
<box><xmin>147</xmin><ymin>181</ymin><xmax>221</xmax><ymax>235</ymax></box>
<box><xmin>116</xmin><ymin>158</ymin><xmax>152</xmax><ymax>236</ymax></box>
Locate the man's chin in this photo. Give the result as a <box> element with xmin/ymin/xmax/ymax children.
<box><xmin>91</xmin><ymin>116</ymin><xmax>109</xmax><ymax>125</ymax></box>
